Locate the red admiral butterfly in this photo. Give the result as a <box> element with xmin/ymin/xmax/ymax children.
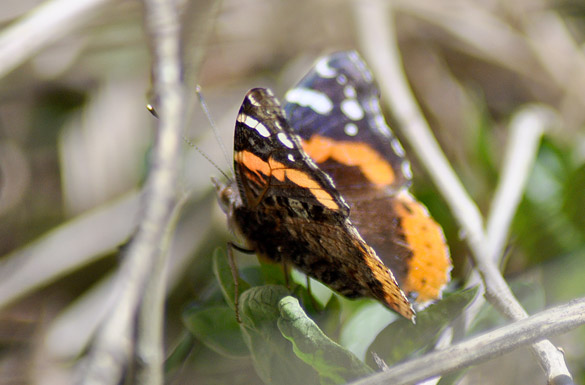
<box><xmin>214</xmin><ymin>51</ymin><xmax>451</xmax><ymax>320</ymax></box>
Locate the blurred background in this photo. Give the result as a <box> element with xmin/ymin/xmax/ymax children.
<box><xmin>0</xmin><ymin>0</ymin><xmax>584</xmax><ymax>384</ymax></box>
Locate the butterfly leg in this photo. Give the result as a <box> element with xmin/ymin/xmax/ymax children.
<box><xmin>281</xmin><ymin>260</ymin><xmax>291</xmax><ymax>289</ymax></box>
<box><xmin>226</xmin><ymin>242</ymin><xmax>254</xmax><ymax>323</ymax></box>
<box><xmin>305</xmin><ymin>275</ymin><xmax>320</xmax><ymax>310</ymax></box>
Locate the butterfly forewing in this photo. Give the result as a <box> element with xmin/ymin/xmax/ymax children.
<box><xmin>224</xmin><ymin>87</ymin><xmax>415</xmax><ymax>319</ymax></box>
<box><xmin>234</xmin><ymin>88</ymin><xmax>348</xmax><ymax>215</ymax></box>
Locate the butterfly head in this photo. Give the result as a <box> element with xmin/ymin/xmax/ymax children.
<box><xmin>212</xmin><ymin>177</ymin><xmax>239</xmax><ymax>215</ymax></box>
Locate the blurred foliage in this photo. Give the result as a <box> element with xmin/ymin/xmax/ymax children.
<box><xmin>181</xmin><ymin>250</ymin><xmax>477</xmax><ymax>385</ymax></box>
<box><xmin>1</xmin><ymin>1</ymin><xmax>585</xmax><ymax>384</ymax></box>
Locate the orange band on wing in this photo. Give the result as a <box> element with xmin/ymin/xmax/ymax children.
<box><xmin>393</xmin><ymin>191</ymin><xmax>451</xmax><ymax>302</ymax></box>
<box><xmin>235</xmin><ymin>150</ymin><xmax>339</xmax><ymax>211</ymax></box>
<box><xmin>283</xmin><ymin>168</ymin><xmax>338</xmax><ymax>210</ymax></box>
<box><xmin>301</xmin><ymin>135</ymin><xmax>395</xmax><ymax>188</ymax></box>
<box><xmin>236</xmin><ymin>150</ymin><xmax>272</xmax><ymax>178</ymax></box>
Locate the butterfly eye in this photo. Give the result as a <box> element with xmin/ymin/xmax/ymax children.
<box><xmin>212</xmin><ymin>178</ymin><xmax>235</xmax><ymax>214</ymax></box>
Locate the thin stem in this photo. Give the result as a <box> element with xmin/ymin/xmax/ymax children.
<box><xmin>135</xmin><ymin>193</ymin><xmax>188</xmax><ymax>385</ymax></box>
<box><xmin>484</xmin><ymin>106</ymin><xmax>555</xmax><ymax>263</ymax></box>
<box><xmin>463</xmin><ymin>106</ymin><xmax>554</xmax><ymax>327</ymax></box>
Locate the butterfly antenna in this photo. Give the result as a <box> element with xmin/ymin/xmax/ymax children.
<box><xmin>183</xmin><ymin>136</ymin><xmax>231</xmax><ymax>181</ymax></box>
<box><xmin>196</xmin><ymin>85</ymin><xmax>234</xmax><ymax>174</ymax></box>
<box><xmin>145</xmin><ymin>103</ymin><xmax>231</xmax><ymax>181</ymax></box>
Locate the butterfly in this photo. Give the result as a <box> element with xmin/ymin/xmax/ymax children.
<box><xmin>214</xmin><ymin>51</ymin><xmax>451</xmax><ymax>320</ymax></box>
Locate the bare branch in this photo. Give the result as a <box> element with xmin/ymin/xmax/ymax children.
<box><xmin>463</xmin><ymin>106</ymin><xmax>555</xmax><ymax>326</ymax></box>
<box><xmin>349</xmin><ymin>297</ymin><xmax>585</xmax><ymax>385</ymax></box>
<box><xmin>76</xmin><ymin>0</ymin><xmax>185</xmax><ymax>383</ymax></box>
<box><xmin>0</xmin><ymin>192</ymin><xmax>139</xmax><ymax>310</ymax></box>
<box><xmin>391</xmin><ymin>1</ymin><xmax>545</xmax><ymax>83</ymax></box>
<box><xmin>135</xmin><ymin>193</ymin><xmax>188</xmax><ymax>385</ymax></box>
<box><xmin>43</xmin><ymin>196</ymin><xmax>214</xmax><ymax>362</ymax></box>
<box><xmin>485</xmin><ymin>106</ymin><xmax>556</xmax><ymax>264</ymax></box>
<box><xmin>0</xmin><ymin>0</ymin><xmax>111</xmax><ymax>79</ymax></box>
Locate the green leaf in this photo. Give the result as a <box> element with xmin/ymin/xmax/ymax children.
<box><xmin>278</xmin><ymin>296</ymin><xmax>374</xmax><ymax>385</ymax></box>
<box><xmin>239</xmin><ymin>285</ymin><xmax>320</xmax><ymax>385</ymax></box>
<box><xmin>339</xmin><ymin>301</ymin><xmax>399</xmax><ymax>361</ymax></box>
<box><xmin>291</xmin><ymin>269</ymin><xmax>334</xmax><ymax>308</ymax></box>
<box><xmin>514</xmin><ymin>139</ymin><xmax>583</xmax><ymax>264</ymax></box>
<box><xmin>562</xmin><ymin>163</ymin><xmax>585</xmax><ymax>233</ymax></box>
<box><xmin>368</xmin><ymin>287</ymin><xmax>479</xmax><ymax>366</ymax></box>
<box><xmin>543</xmin><ymin>249</ymin><xmax>585</xmax><ymax>303</ymax></box>
<box><xmin>259</xmin><ymin>260</ymin><xmax>287</xmax><ymax>285</ymax></box>
<box><xmin>212</xmin><ymin>247</ymin><xmax>251</xmax><ymax>310</ymax></box>
<box><xmin>471</xmin><ymin>100</ymin><xmax>498</xmax><ymax>183</ymax></box>
<box><xmin>471</xmin><ymin>274</ymin><xmax>546</xmax><ymax>333</ymax></box>
<box><xmin>164</xmin><ymin>332</ymin><xmax>195</xmax><ymax>374</ymax></box>
<box><xmin>182</xmin><ymin>304</ymin><xmax>249</xmax><ymax>358</ymax></box>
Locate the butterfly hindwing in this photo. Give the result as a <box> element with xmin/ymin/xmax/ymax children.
<box><xmin>284</xmin><ymin>51</ymin><xmax>412</xmax><ymax>194</ymax></box>
<box><xmin>284</xmin><ymin>51</ymin><xmax>451</xmax><ymax>305</ymax></box>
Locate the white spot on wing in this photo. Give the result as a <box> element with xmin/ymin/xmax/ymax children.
<box><xmin>344</xmin><ymin>123</ymin><xmax>358</xmax><ymax>136</ymax></box>
<box><xmin>277</xmin><ymin>132</ymin><xmax>295</xmax><ymax>149</ymax></box>
<box><xmin>285</xmin><ymin>88</ymin><xmax>333</xmax><ymax>114</ymax></box>
<box><xmin>287</xmin><ymin>154</ymin><xmax>295</xmax><ymax>162</ymax></box>
<box><xmin>362</xmin><ymin>67</ymin><xmax>374</xmax><ymax>83</ymax></box>
<box><xmin>402</xmin><ymin>161</ymin><xmax>413</xmax><ymax>180</ymax></box>
<box><xmin>336</xmin><ymin>74</ymin><xmax>347</xmax><ymax>85</ymax></box>
<box><xmin>315</xmin><ymin>58</ymin><xmax>337</xmax><ymax>78</ymax></box>
<box><xmin>375</xmin><ymin>115</ymin><xmax>392</xmax><ymax>136</ymax></box>
<box><xmin>340</xmin><ymin>99</ymin><xmax>364</xmax><ymax>120</ymax></box>
<box><xmin>344</xmin><ymin>85</ymin><xmax>357</xmax><ymax>99</ymax></box>
<box><xmin>238</xmin><ymin>114</ymin><xmax>270</xmax><ymax>137</ymax></box>
<box><xmin>369</xmin><ymin>98</ymin><xmax>382</xmax><ymax>114</ymax></box>
<box><xmin>348</xmin><ymin>51</ymin><xmax>373</xmax><ymax>82</ymax></box>
<box><xmin>391</xmin><ymin>138</ymin><xmax>405</xmax><ymax>157</ymax></box>
<box><xmin>247</xmin><ymin>94</ymin><xmax>262</xmax><ymax>106</ymax></box>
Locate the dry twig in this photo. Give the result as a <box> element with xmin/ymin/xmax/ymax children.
<box><xmin>0</xmin><ymin>0</ymin><xmax>111</xmax><ymax>78</ymax></box>
<box><xmin>76</xmin><ymin>0</ymin><xmax>185</xmax><ymax>383</ymax></box>
<box><xmin>349</xmin><ymin>297</ymin><xmax>585</xmax><ymax>385</ymax></box>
